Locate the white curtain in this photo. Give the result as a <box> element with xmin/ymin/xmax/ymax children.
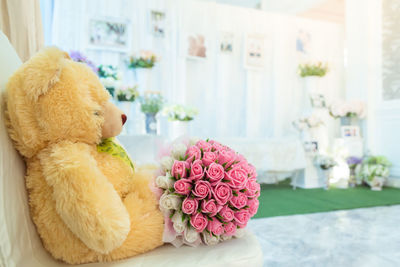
<box><xmin>49</xmin><ymin>0</ymin><xmax>344</xmax><ymax>139</ymax></box>
<box><xmin>0</xmin><ymin>0</ymin><xmax>44</xmax><ymax>61</ymax></box>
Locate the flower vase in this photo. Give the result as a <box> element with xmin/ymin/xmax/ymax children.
<box><xmin>145</xmin><ymin>113</ymin><xmax>157</xmax><ymax>135</ymax></box>
<box><xmin>170</xmin><ymin>121</ymin><xmax>190</xmax><ymax>140</ymax></box>
<box><xmin>134</xmin><ymin>68</ymin><xmax>153</xmax><ymax>94</ymax></box>
<box><xmin>348</xmin><ymin>168</ymin><xmax>357</xmax><ymax>187</ymax></box>
<box><xmin>302</xmin><ymin>77</ymin><xmax>319</xmax><ymax>115</ymax></box>
<box><xmin>367</xmin><ymin>176</ymin><xmax>385</xmax><ymax>191</ymax></box>
<box><xmin>317</xmin><ymin>168</ymin><xmax>330</xmax><ymax>190</ymax></box>
<box><xmin>340</xmin><ymin>116</ymin><xmax>359</xmax><ymax>126</ymax></box>
<box><xmin>116</xmin><ymin>101</ymin><xmax>132</xmax><ymax>135</ymax></box>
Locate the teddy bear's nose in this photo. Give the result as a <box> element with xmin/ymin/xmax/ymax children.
<box><xmin>121</xmin><ymin>114</ymin><xmax>127</xmax><ymax>125</ymax></box>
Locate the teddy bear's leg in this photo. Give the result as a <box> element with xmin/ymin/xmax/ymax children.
<box><xmin>102</xmin><ymin>191</ymin><xmax>164</xmax><ymax>261</ymax></box>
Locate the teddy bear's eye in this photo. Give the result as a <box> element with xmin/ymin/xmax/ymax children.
<box><xmin>94</xmin><ymin>111</ymin><xmax>101</xmax><ymax>116</ymax></box>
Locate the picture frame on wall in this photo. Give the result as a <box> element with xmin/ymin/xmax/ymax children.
<box><xmin>244</xmin><ymin>34</ymin><xmax>265</xmax><ymax>69</ymax></box>
<box><xmin>148</xmin><ymin>9</ymin><xmax>166</xmax><ymax>38</ymax></box>
<box><xmin>296</xmin><ymin>29</ymin><xmax>311</xmax><ymax>55</ymax></box>
<box><xmin>341</xmin><ymin>126</ymin><xmax>360</xmax><ymax>138</ymax></box>
<box><xmin>186</xmin><ymin>33</ymin><xmax>207</xmax><ymax>60</ymax></box>
<box><xmin>219</xmin><ymin>32</ymin><xmax>234</xmax><ymax>54</ymax></box>
<box><xmin>304</xmin><ymin>141</ymin><xmax>319</xmax><ymax>154</ymax></box>
<box><xmin>87</xmin><ymin>17</ymin><xmax>131</xmax><ymax>52</ymax></box>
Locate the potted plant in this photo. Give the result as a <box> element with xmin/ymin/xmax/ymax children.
<box><xmin>298</xmin><ymin>62</ymin><xmax>328</xmax><ymax>78</ymax></box>
<box><xmin>360</xmin><ymin>155</ymin><xmax>391</xmax><ymax>191</ymax></box>
<box><xmin>298</xmin><ymin>62</ymin><xmax>328</xmax><ymax>112</ymax></box>
<box><xmin>314</xmin><ymin>154</ymin><xmax>336</xmax><ymax>190</ymax></box>
<box><xmin>115</xmin><ymin>86</ymin><xmax>139</xmax><ymax>134</ymax></box>
<box><xmin>97</xmin><ymin>65</ymin><xmax>123</xmax><ymax>97</ymax></box>
<box><xmin>346</xmin><ymin>156</ymin><xmax>363</xmax><ymax>187</ymax></box>
<box><xmin>139</xmin><ymin>92</ymin><xmax>164</xmax><ymax>135</ymax></box>
<box><xmin>127</xmin><ymin>50</ymin><xmax>158</xmax><ymax>93</ymax></box>
<box><xmin>69</xmin><ymin>51</ymin><xmax>98</xmax><ymax>73</ymax></box>
<box><xmin>292</xmin><ymin>113</ymin><xmax>324</xmax><ymax>142</ymax></box>
<box><xmin>329</xmin><ymin>100</ymin><xmax>366</xmax><ymax>126</ymax></box>
<box><xmin>162</xmin><ymin>104</ymin><xmax>198</xmax><ymax>139</ymax></box>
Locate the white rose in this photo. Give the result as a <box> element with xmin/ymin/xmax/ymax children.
<box><xmin>159</xmin><ymin>192</ymin><xmax>182</xmax><ymax>212</ymax></box>
<box><xmin>220</xmin><ymin>234</ymin><xmax>232</xmax><ymax>241</ymax></box>
<box><xmin>171</xmin><ymin>211</ymin><xmax>187</xmax><ymax>234</ymax></box>
<box><xmin>202</xmin><ymin>232</ymin><xmax>220</xmax><ymax>246</ymax></box>
<box><xmin>184</xmin><ymin>226</ymin><xmax>200</xmax><ymax>243</ymax></box>
<box><xmin>189</xmin><ymin>137</ymin><xmax>200</xmax><ymax>146</ymax></box>
<box><xmin>171</xmin><ymin>143</ymin><xmax>187</xmax><ymax>160</ymax></box>
<box><xmin>155</xmin><ymin>174</ymin><xmax>174</xmax><ymax>189</ymax></box>
<box><xmin>160</xmin><ymin>156</ymin><xmax>174</xmax><ymax>172</ymax></box>
<box><xmin>234</xmin><ymin>228</ymin><xmax>245</xmax><ymax>238</ymax></box>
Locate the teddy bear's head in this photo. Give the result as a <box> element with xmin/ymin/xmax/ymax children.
<box><xmin>5</xmin><ymin>47</ymin><xmax>127</xmax><ymax>158</ymax></box>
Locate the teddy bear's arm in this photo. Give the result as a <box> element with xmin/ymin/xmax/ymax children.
<box><xmin>39</xmin><ymin>141</ymin><xmax>131</xmax><ymax>254</ymax></box>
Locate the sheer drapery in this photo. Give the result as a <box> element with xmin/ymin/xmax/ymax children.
<box><xmin>0</xmin><ymin>0</ymin><xmax>44</xmax><ymax>62</ymax></box>
<box><xmin>49</xmin><ymin>0</ymin><xmax>344</xmax><ymax>139</ymax></box>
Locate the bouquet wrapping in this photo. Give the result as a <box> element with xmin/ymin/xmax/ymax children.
<box><xmin>154</xmin><ymin>138</ymin><xmax>260</xmax><ymax>247</ymax></box>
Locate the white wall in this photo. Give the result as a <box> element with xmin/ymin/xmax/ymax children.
<box><xmin>346</xmin><ymin>0</ymin><xmax>400</xmax><ymax>177</ymax></box>
<box><xmin>49</xmin><ymin>0</ymin><xmax>344</xmax><ymax>140</ymax></box>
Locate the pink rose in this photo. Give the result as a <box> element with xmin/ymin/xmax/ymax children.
<box><xmin>234</xmin><ymin>210</ymin><xmax>250</xmax><ymax>227</ymax></box>
<box><xmin>229</xmin><ymin>192</ymin><xmax>248</xmax><ymax>209</ymax></box>
<box><xmin>206</xmin><ymin>163</ymin><xmax>225</xmax><ymax>184</ymax></box>
<box><xmin>209</xmin><ymin>140</ymin><xmax>224</xmax><ymax>152</ymax></box>
<box><xmin>212</xmin><ymin>183</ymin><xmax>232</xmax><ymax>205</ymax></box>
<box><xmin>247</xmin><ymin>198</ymin><xmax>259</xmax><ymax>216</ymax></box>
<box><xmin>182</xmin><ymin>197</ymin><xmax>198</xmax><ymax>215</ymax></box>
<box><xmin>190</xmin><ymin>213</ymin><xmax>208</xmax><ymax>232</ymax></box>
<box><xmin>174</xmin><ymin>179</ymin><xmax>192</xmax><ymax>195</ymax></box>
<box><xmin>193</xmin><ymin>180</ymin><xmax>211</xmax><ymax>200</ymax></box>
<box><xmin>218</xmin><ymin>206</ymin><xmax>234</xmax><ymax>222</ymax></box>
<box><xmin>226</xmin><ymin>167</ymin><xmax>248</xmax><ymax>189</ymax></box>
<box><xmin>171</xmin><ymin>160</ymin><xmax>188</xmax><ymax>179</ymax></box>
<box><xmin>185</xmin><ymin>145</ymin><xmax>201</xmax><ymax>162</ymax></box>
<box><xmin>218</xmin><ymin>149</ymin><xmax>237</xmax><ymax>166</ymax></box>
<box><xmin>196</xmin><ymin>140</ymin><xmax>212</xmax><ymax>152</ymax></box>
<box><xmin>224</xmin><ymin>221</ymin><xmax>237</xmax><ymax>236</ymax></box>
<box><xmin>245</xmin><ymin>180</ymin><xmax>260</xmax><ymax>198</ymax></box>
<box><xmin>243</xmin><ymin>163</ymin><xmax>257</xmax><ymax>179</ymax></box>
<box><xmin>207</xmin><ymin>218</ymin><xmax>224</xmax><ymax>236</ymax></box>
<box><xmin>202</xmin><ymin>151</ymin><xmax>218</xmax><ymax>167</ymax></box>
<box><xmin>189</xmin><ymin>160</ymin><xmax>204</xmax><ymax>181</ymax></box>
<box><xmin>201</xmin><ymin>199</ymin><xmax>217</xmax><ymax>215</ymax></box>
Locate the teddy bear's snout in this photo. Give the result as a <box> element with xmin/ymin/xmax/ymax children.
<box><xmin>121</xmin><ymin>114</ymin><xmax>127</xmax><ymax>125</ymax></box>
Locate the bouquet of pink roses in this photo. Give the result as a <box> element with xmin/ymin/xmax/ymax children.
<box><xmin>155</xmin><ymin>138</ymin><xmax>260</xmax><ymax>247</ymax></box>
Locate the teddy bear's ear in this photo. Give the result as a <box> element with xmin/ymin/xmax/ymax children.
<box><xmin>22</xmin><ymin>47</ymin><xmax>70</xmax><ymax>101</ymax></box>
<box><xmin>5</xmin><ymin>47</ymin><xmax>70</xmax><ymax>158</ymax></box>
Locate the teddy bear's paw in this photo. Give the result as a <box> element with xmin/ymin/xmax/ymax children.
<box><xmin>81</xmin><ymin>211</ymin><xmax>131</xmax><ymax>254</ymax></box>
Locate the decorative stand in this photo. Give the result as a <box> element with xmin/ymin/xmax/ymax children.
<box><xmin>170</xmin><ymin>121</ymin><xmax>190</xmax><ymax>140</ymax></box>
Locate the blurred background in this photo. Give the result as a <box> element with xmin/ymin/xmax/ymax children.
<box><xmin>2</xmin><ymin>0</ymin><xmax>400</xmax><ymax>265</ymax></box>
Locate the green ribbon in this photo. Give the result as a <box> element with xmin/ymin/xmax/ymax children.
<box><xmin>97</xmin><ymin>138</ymin><xmax>134</xmax><ymax>171</ymax></box>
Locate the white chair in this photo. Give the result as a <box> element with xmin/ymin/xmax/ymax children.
<box><xmin>0</xmin><ymin>31</ymin><xmax>263</xmax><ymax>267</ymax></box>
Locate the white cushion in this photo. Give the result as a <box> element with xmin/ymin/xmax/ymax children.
<box><xmin>0</xmin><ymin>31</ymin><xmax>263</xmax><ymax>267</ymax></box>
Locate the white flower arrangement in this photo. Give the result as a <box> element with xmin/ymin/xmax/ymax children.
<box><xmin>329</xmin><ymin>100</ymin><xmax>366</xmax><ymax>119</ymax></box>
<box><xmin>360</xmin><ymin>156</ymin><xmax>391</xmax><ymax>181</ymax></box>
<box><xmin>97</xmin><ymin>65</ymin><xmax>123</xmax><ymax>96</ymax></box>
<box><xmin>314</xmin><ymin>154</ymin><xmax>336</xmax><ymax>170</ymax></box>
<box><xmin>162</xmin><ymin>104</ymin><xmax>198</xmax><ymax>122</ymax></box>
<box><xmin>293</xmin><ymin>113</ymin><xmax>324</xmax><ymax>131</ymax></box>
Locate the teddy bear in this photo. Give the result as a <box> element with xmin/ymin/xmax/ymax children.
<box><xmin>5</xmin><ymin>47</ymin><xmax>164</xmax><ymax>264</ymax></box>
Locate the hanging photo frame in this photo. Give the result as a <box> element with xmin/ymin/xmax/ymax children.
<box><xmin>244</xmin><ymin>34</ymin><xmax>265</xmax><ymax>69</ymax></box>
<box><xmin>148</xmin><ymin>9</ymin><xmax>166</xmax><ymax>38</ymax></box>
<box><xmin>87</xmin><ymin>16</ymin><xmax>131</xmax><ymax>52</ymax></box>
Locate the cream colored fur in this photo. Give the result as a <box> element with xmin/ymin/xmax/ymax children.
<box><xmin>5</xmin><ymin>47</ymin><xmax>164</xmax><ymax>264</ymax></box>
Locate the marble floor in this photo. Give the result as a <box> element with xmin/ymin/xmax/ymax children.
<box><xmin>248</xmin><ymin>205</ymin><xmax>400</xmax><ymax>267</ymax></box>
